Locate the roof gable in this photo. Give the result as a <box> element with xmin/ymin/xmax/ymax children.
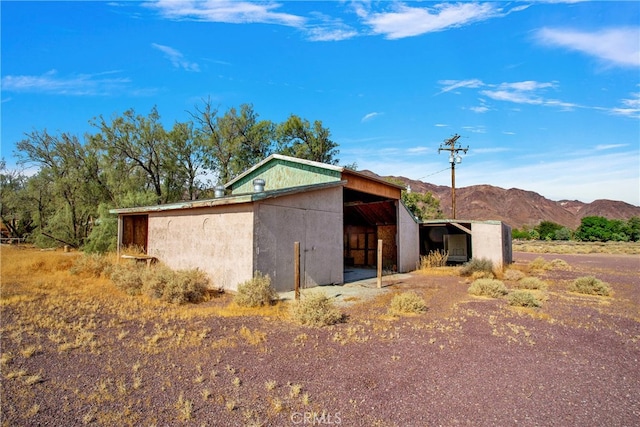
<box><xmin>226</xmin><ymin>154</ymin><xmax>343</xmax><ymax>194</ymax></box>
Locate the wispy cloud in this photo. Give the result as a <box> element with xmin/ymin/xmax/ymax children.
<box><xmin>535</xmin><ymin>27</ymin><xmax>640</xmax><ymax>68</ymax></box>
<box><xmin>361</xmin><ymin>112</ymin><xmax>383</xmax><ymax>122</ymax></box>
<box><xmin>608</xmin><ymin>91</ymin><xmax>640</xmax><ymax>119</ymax></box>
<box><xmin>595</xmin><ymin>143</ymin><xmax>628</xmax><ymax>151</ymax></box>
<box><xmin>1</xmin><ymin>69</ymin><xmax>134</xmax><ymax>96</ymax></box>
<box><xmin>146</xmin><ymin>0</ymin><xmax>305</xmax><ymax>27</ymax></box>
<box><xmin>357</xmin><ymin>2</ymin><xmax>502</xmax><ymax>39</ymax></box>
<box><xmin>437</xmin><ymin>79</ymin><xmax>483</xmax><ymax>95</ymax></box>
<box><xmin>151</xmin><ymin>43</ymin><xmax>200</xmax><ymax>71</ymax></box>
<box><xmin>438</xmin><ymin>79</ymin><xmax>582</xmax><ymax>110</ymax></box>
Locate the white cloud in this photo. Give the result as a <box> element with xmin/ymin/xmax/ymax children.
<box><xmin>595</xmin><ymin>144</ymin><xmax>628</xmax><ymax>151</ymax></box>
<box><xmin>1</xmin><ymin>69</ymin><xmax>132</xmax><ymax>96</ymax></box>
<box><xmin>535</xmin><ymin>27</ymin><xmax>640</xmax><ymax>68</ymax></box>
<box><xmin>147</xmin><ymin>0</ymin><xmax>305</xmax><ymax>27</ymax></box>
<box><xmin>608</xmin><ymin>91</ymin><xmax>640</xmax><ymax>119</ymax></box>
<box><xmin>361</xmin><ymin>112</ymin><xmax>383</xmax><ymax>122</ymax></box>
<box><xmin>470</xmin><ymin>105</ymin><xmax>489</xmax><ymax>113</ymax></box>
<box><xmin>436</xmin><ymin>79</ymin><xmax>484</xmax><ymax>95</ymax></box>
<box><xmin>360</xmin><ymin>2</ymin><xmax>500</xmax><ymax>39</ymax></box>
<box><xmin>151</xmin><ymin>43</ymin><xmax>200</xmax><ymax>72</ymax></box>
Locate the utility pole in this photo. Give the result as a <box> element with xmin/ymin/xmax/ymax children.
<box><xmin>438</xmin><ymin>134</ymin><xmax>468</xmax><ymax>219</ymax></box>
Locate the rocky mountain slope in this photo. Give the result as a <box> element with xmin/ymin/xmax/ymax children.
<box><xmin>376</xmin><ymin>173</ymin><xmax>640</xmax><ymax>229</ymax></box>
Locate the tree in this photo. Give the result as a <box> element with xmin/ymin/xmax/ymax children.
<box><xmin>401</xmin><ymin>190</ymin><xmax>443</xmax><ymax>221</ymax></box>
<box><xmin>0</xmin><ymin>160</ymin><xmax>34</xmax><ymax>238</ymax></box>
<box><xmin>191</xmin><ymin>101</ymin><xmax>275</xmax><ymax>184</ymax></box>
<box><xmin>91</xmin><ymin>107</ymin><xmax>178</xmax><ymax>204</ymax></box>
<box><xmin>574</xmin><ymin>216</ymin><xmax>625</xmax><ymax>242</ymax></box>
<box><xmin>276</xmin><ymin>114</ymin><xmax>339</xmax><ymax>164</ymax></box>
<box><xmin>535</xmin><ymin>221</ymin><xmax>563</xmax><ymax>240</ymax></box>
<box><xmin>16</xmin><ymin>130</ymin><xmax>101</xmax><ymax>246</ymax></box>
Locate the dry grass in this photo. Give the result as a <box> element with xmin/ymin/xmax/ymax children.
<box><xmin>2</xmin><ymin>244</ymin><xmax>637</xmax><ymax>426</ymax></box>
<box><xmin>513</xmin><ymin>240</ymin><xmax>640</xmax><ymax>255</ymax></box>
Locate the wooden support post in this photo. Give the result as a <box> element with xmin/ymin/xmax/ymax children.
<box><xmin>294</xmin><ymin>241</ymin><xmax>300</xmax><ymax>300</ymax></box>
<box><xmin>377</xmin><ymin>239</ymin><xmax>383</xmax><ymax>289</ymax></box>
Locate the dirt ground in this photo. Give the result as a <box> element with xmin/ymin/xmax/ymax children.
<box><xmin>1</xmin><ymin>248</ymin><xmax>639</xmax><ymax>426</ymax></box>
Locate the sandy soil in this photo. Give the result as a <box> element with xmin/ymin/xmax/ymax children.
<box><xmin>1</xmin><ymin>250</ymin><xmax>639</xmax><ymax>426</ymax></box>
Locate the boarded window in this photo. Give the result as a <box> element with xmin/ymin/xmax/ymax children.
<box><xmin>122</xmin><ymin>215</ymin><xmax>148</xmax><ymax>253</ymax></box>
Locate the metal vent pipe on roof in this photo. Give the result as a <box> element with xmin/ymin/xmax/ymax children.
<box><xmin>214</xmin><ymin>185</ymin><xmax>225</xmax><ymax>198</ymax></box>
<box><xmin>253</xmin><ymin>178</ymin><xmax>266</xmax><ymax>192</ymax></box>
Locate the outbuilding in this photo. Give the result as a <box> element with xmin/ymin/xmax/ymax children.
<box><xmin>419</xmin><ymin>219</ymin><xmax>512</xmax><ymax>269</ymax></box>
<box><xmin>111</xmin><ymin>154</ymin><xmax>420</xmax><ymax>292</ymax></box>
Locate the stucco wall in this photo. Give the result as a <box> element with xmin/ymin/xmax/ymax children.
<box><xmin>397</xmin><ymin>203</ymin><xmax>420</xmax><ymax>272</ymax></box>
<box><xmin>471</xmin><ymin>222</ymin><xmax>511</xmax><ymax>269</ymax></box>
<box><xmin>147</xmin><ymin>204</ymin><xmax>255</xmax><ymax>291</ymax></box>
<box><xmin>254</xmin><ymin>187</ymin><xmax>343</xmax><ymax>292</ymax></box>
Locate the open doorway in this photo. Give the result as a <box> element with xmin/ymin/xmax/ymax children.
<box><xmin>343</xmin><ymin>189</ymin><xmax>398</xmax><ymax>280</ymax></box>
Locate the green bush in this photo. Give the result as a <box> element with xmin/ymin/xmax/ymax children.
<box><xmin>508</xmin><ymin>290</ymin><xmax>542</xmax><ymax>307</ymax></box>
<box><xmin>70</xmin><ymin>253</ymin><xmax>113</xmax><ymax>278</ymax></box>
<box><xmin>290</xmin><ymin>292</ymin><xmax>343</xmax><ymax>327</ymax></box>
<box><xmin>388</xmin><ymin>291</ymin><xmax>427</xmax><ymax>314</ymax></box>
<box><xmin>570</xmin><ymin>276</ymin><xmax>612</xmax><ymax>296</ymax></box>
<box><xmin>467</xmin><ymin>279</ymin><xmax>508</xmax><ymax>298</ymax></box>
<box><xmin>460</xmin><ymin>258</ymin><xmax>494</xmax><ymax>277</ymax></box>
<box><xmin>515</xmin><ymin>277</ymin><xmax>548</xmax><ymax>290</ymax></box>
<box><xmin>234</xmin><ymin>272</ymin><xmax>278</xmax><ymax>307</ymax></box>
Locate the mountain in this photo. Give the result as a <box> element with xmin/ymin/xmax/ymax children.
<box><xmin>364</xmin><ymin>171</ymin><xmax>640</xmax><ymax>229</ymax></box>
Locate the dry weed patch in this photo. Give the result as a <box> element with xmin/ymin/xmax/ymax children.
<box><xmin>468</xmin><ymin>279</ymin><xmax>508</xmax><ymax>298</ymax></box>
<box><xmin>570</xmin><ymin>276</ymin><xmax>612</xmax><ymax>296</ymax></box>
<box><xmin>234</xmin><ymin>272</ymin><xmax>278</xmax><ymax>307</ymax></box>
<box><xmin>289</xmin><ymin>292</ymin><xmax>343</xmax><ymax>327</ymax></box>
<box><xmin>387</xmin><ymin>291</ymin><xmax>427</xmax><ymax>315</ymax></box>
<box><xmin>508</xmin><ymin>290</ymin><xmax>543</xmax><ymax>308</ymax></box>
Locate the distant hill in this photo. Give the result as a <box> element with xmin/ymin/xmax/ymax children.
<box><xmin>363</xmin><ymin>171</ymin><xmax>640</xmax><ymax>229</ymax></box>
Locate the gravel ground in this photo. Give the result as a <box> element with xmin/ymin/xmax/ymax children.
<box><xmin>1</xmin><ymin>251</ymin><xmax>639</xmax><ymax>426</ymax></box>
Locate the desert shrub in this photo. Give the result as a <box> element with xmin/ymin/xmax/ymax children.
<box><xmin>234</xmin><ymin>272</ymin><xmax>278</xmax><ymax>307</ymax></box>
<box><xmin>110</xmin><ymin>263</ymin><xmax>144</xmax><ymax>295</ymax></box>
<box><xmin>112</xmin><ymin>263</ymin><xmax>210</xmax><ymax>303</ymax></box>
<box><xmin>508</xmin><ymin>290</ymin><xmax>542</xmax><ymax>307</ymax></box>
<box><xmin>503</xmin><ymin>268</ymin><xmax>526</xmax><ymax>281</ymax></box>
<box><xmin>70</xmin><ymin>253</ymin><xmax>114</xmax><ymax>277</ymax></box>
<box><xmin>290</xmin><ymin>292</ymin><xmax>342</xmax><ymax>327</ymax></box>
<box><xmin>388</xmin><ymin>291</ymin><xmax>427</xmax><ymax>314</ymax></box>
<box><xmin>417</xmin><ymin>250</ymin><xmax>449</xmax><ymax>269</ymax></box>
<box><xmin>161</xmin><ymin>269</ymin><xmax>209</xmax><ymax>304</ymax></box>
<box><xmin>467</xmin><ymin>279</ymin><xmax>508</xmax><ymax>298</ymax></box>
<box><xmin>141</xmin><ymin>264</ymin><xmax>175</xmax><ymax>299</ymax></box>
<box><xmin>570</xmin><ymin>276</ymin><xmax>612</xmax><ymax>296</ymax></box>
<box><xmin>460</xmin><ymin>258</ymin><xmax>494</xmax><ymax>277</ymax></box>
<box><xmin>529</xmin><ymin>256</ymin><xmax>550</xmax><ymax>271</ymax></box>
<box><xmin>548</xmin><ymin>258</ymin><xmax>571</xmax><ymax>270</ymax></box>
<box><xmin>515</xmin><ymin>277</ymin><xmax>548</xmax><ymax>290</ymax></box>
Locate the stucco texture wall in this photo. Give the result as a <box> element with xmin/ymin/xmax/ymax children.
<box><xmin>147</xmin><ymin>204</ymin><xmax>255</xmax><ymax>291</ymax></box>
<box><xmin>397</xmin><ymin>203</ymin><xmax>420</xmax><ymax>272</ymax></box>
<box><xmin>254</xmin><ymin>187</ymin><xmax>343</xmax><ymax>292</ymax></box>
<box><xmin>471</xmin><ymin>222</ymin><xmax>511</xmax><ymax>269</ymax></box>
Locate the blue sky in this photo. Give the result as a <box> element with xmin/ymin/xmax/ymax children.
<box><xmin>2</xmin><ymin>1</ymin><xmax>639</xmax><ymax>205</ymax></box>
